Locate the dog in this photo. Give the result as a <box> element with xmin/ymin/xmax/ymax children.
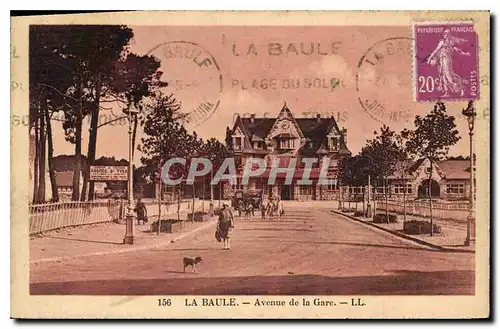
<box><xmin>183</xmin><ymin>256</ymin><xmax>203</xmax><ymax>273</ymax></box>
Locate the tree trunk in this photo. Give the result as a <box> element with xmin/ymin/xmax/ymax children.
<box><xmin>177</xmin><ymin>184</ymin><xmax>181</xmax><ymax>222</ymax></box>
<box><xmin>157</xmin><ymin>160</ymin><xmax>162</xmax><ymax>236</ymax></box>
<box><xmin>32</xmin><ymin>115</ymin><xmax>40</xmax><ymax>204</ymax></box>
<box><xmin>37</xmin><ymin>107</ymin><xmax>46</xmax><ymax>203</ymax></box>
<box><xmin>72</xmin><ymin>84</ymin><xmax>83</xmax><ymax>201</ymax></box>
<box><xmin>348</xmin><ymin>186</ymin><xmax>351</xmax><ymax>211</ymax></box>
<box><xmin>191</xmin><ymin>182</ymin><xmax>195</xmax><ymax>222</ymax></box>
<box><xmin>363</xmin><ymin>188</ymin><xmax>365</xmax><ymax>214</ymax></box>
<box><xmin>403</xmin><ymin>179</ymin><xmax>407</xmax><ymax>225</ymax></box>
<box><xmin>44</xmin><ymin>103</ymin><xmax>59</xmax><ymax>202</ymax></box>
<box><xmin>132</xmin><ymin>114</ymin><xmax>138</xmax><ymax>158</ymax></box>
<box><xmin>428</xmin><ymin>160</ymin><xmax>434</xmax><ymax>236</ymax></box>
<box><xmin>86</xmin><ymin>79</ymin><xmax>102</xmax><ymax>201</ymax></box>
<box><xmin>219</xmin><ymin>182</ymin><xmax>222</xmax><ymax>208</ymax></box>
<box><xmin>385</xmin><ymin>177</ymin><xmax>389</xmax><ymax>223</ymax></box>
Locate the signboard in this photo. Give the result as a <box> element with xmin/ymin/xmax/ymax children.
<box><xmin>90</xmin><ymin>166</ymin><xmax>128</xmax><ymax>181</ymax></box>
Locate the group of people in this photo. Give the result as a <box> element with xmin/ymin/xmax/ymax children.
<box><xmin>235</xmin><ymin>196</ymin><xmax>284</xmax><ymax>220</ymax></box>
<box><xmin>215</xmin><ymin>195</ymin><xmax>285</xmax><ymax>250</ymax></box>
<box><xmin>259</xmin><ymin>197</ymin><xmax>284</xmax><ymax>220</ymax></box>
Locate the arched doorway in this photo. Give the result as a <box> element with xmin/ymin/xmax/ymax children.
<box><xmin>417</xmin><ymin>179</ymin><xmax>440</xmax><ymax>199</ymax></box>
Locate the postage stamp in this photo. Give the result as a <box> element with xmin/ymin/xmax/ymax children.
<box><xmin>10</xmin><ymin>11</ymin><xmax>490</xmax><ymax>320</ymax></box>
<box><xmin>413</xmin><ymin>21</ymin><xmax>479</xmax><ymax>102</ymax></box>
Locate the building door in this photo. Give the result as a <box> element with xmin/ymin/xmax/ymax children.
<box><xmin>418</xmin><ymin>179</ymin><xmax>440</xmax><ymax>199</ymax></box>
<box><xmin>280</xmin><ymin>185</ymin><xmax>292</xmax><ymax>200</ymax></box>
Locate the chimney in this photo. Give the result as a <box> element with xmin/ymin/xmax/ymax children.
<box><xmin>316</xmin><ymin>113</ymin><xmax>321</xmax><ymax>123</ymax></box>
<box><xmin>250</xmin><ymin>113</ymin><xmax>255</xmax><ymax>123</ymax></box>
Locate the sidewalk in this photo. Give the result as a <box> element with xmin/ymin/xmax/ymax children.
<box><xmin>332</xmin><ymin>210</ymin><xmax>474</xmax><ymax>253</ymax></box>
<box><xmin>30</xmin><ymin>217</ymin><xmax>218</xmax><ymax>264</ymax></box>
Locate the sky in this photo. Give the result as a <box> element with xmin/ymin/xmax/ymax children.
<box><xmin>50</xmin><ymin>25</ymin><xmax>477</xmax><ymax>164</ymax></box>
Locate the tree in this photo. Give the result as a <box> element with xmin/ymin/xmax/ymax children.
<box><xmin>405</xmin><ymin>101</ymin><xmax>460</xmax><ymax>235</ymax></box>
<box><xmin>360</xmin><ymin>126</ymin><xmax>402</xmax><ymax>222</ymax></box>
<box><xmin>85</xmin><ymin>52</ymin><xmax>168</xmax><ymax>201</ymax></box>
<box><xmin>200</xmin><ymin>138</ymin><xmax>230</xmax><ymax>208</ymax></box>
<box><xmin>139</xmin><ymin>93</ymin><xmax>197</xmax><ymax>220</ymax></box>
<box><xmin>29</xmin><ymin>27</ymin><xmax>76</xmax><ymax>203</ymax></box>
<box><xmin>394</xmin><ymin>130</ymin><xmax>414</xmax><ymax>224</ymax></box>
<box><xmin>29</xmin><ymin>25</ymin><xmax>169</xmax><ymax>202</ymax></box>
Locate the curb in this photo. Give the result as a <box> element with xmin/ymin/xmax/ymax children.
<box><xmin>30</xmin><ymin>219</ymin><xmax>218</xmax><ymax>265</ymax></box>
<box><xmin>331</xmin><ymin>210</ymin><xmax>474</xmax><ymax>254</ymax></box>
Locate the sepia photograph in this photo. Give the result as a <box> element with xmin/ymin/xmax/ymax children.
<box><xmin>10</xmin><ymin>10</ymin><xmax>490</xmax><ymax>319</ymax></box>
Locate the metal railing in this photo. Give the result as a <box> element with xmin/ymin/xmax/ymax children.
<box><xmin>29</xmin><ymin>200</ymin><xmax>124</xmax><ymax>235</ymax></box>
<box><xmin>29</xmin><ymin>198</ymin><xmax>209</xmax><ymax>235</ymax></box>
<box><xmin>374</xmin><ymin>200</ymin><xmax>469</xmax><ymax>221</ymax></box>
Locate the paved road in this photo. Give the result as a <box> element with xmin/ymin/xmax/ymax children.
<box><xmin>30</xmin><ymin>206</ymin><xmax>474</xmax><ymax>295</ymax></box>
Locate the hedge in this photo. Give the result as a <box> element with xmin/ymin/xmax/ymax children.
<box><xmin>373</xmin><ymin>213</ymin><xmax>398</xmax><ymax>223</ymax></box>
<box><xmin>404</xmin><ymin>220</ymin><xmax>441</xmax><ymax>235</ymax></box>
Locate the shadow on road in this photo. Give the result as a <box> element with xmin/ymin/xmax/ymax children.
<box><xmin>240</xmin><ymin>228</ymin><xmax>315</xmax><ymax>232</ymax></box>
<box><xmin>45</xmin><ymin>236</ymin><xmax>122</xmax><ymax>245</ymax></box>
<box><xmin>152</xmin><ymin>248</ymin><xmax>222</xmax><ymax>251</ymax></box>
<box><xmin>30</xmin><ymin>270</ymin><xmax>474</xmax><ymax>295</ymax></box>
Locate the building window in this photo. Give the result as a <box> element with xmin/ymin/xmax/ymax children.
<box><xmin>446</xmin><ymin>184</ymin><xmax>464</xmax><ymax>194</ymax></box>
<box><xmin>279</xmin><ymin>138</ymin><xmax>295</xmax><ymax>150</ymax></box>
<box><xmin>254</xmin><ymin>141</ymin><xmax>263</xmax><ymax>149</ymax></box>
<box><xmin>374</xmin><ymin>186</ymin><xmax>390</xmax><ymax>194</ymax></box>
<box><xmin>329</xmin><ymin>137</ymin><xmax>339</xmax><ymax>151</ymax></box>
<box><xmin>394</xmin><ymin>184</ymin><xmax>412</xmax><ymax>194</ymax></box>
<box><xmin>307</xmin><ymin>141</ymin><xmax>316</xmax><ymax>149</ymax></box>
<box><xmin>233</xmin><ymin>137</ymin><xmax>243</xmax><ymax>150</ymax></box>
<box><xmin>300</xmin><ymin>185</ymin><xmax>311</xmax><ymax>195</ymax></box>
<box><xmin>327</xmin><ymin>181</ymin><xmax>338</xmax><ymax>191</ymax></box>
<box><xmin>350</xmin><ymin>186</ymin><xmax>364</xmax><ymax>194</ymax></box>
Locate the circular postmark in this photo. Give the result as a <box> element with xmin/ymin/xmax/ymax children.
<box><xmin>147</xmin><ymin>41</ymin><xmax>223</xmax><ymax>128</ymax></box>
<box><xmin>355</xmin><ymin>37</ymin><xmax>414</xmax><ymax>124</ymax></box>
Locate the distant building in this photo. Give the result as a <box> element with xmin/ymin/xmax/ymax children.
<box><xmin>54</xmin><ymin>171</ymin><xmax>82</xmax><ymax>201</ymax></box>
<box><xmin>387</xmin><ymin>158</ymin><xmax>472</xmax><ymax>201</ymax></box>
<box><xmin>345</xmin><ymin>158</ymin><xmax>472</xmax><ymax>201</ymax></box>
<box><xmin>225</xmin><ymin>103</ymin><xmax>351</xmax><ymax>201</ymax></box>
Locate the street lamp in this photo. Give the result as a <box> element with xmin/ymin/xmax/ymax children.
<box><xmin>123</xmin><ymin>105</ymin><xmax>140</xmax><ymax>244</ymax></box>
<box><xmin>462</xmin><ymin>100</ymin><xmax>476</xmax><ymax>246</ymax></box>
<box><xmin>364</xmin><ymin>154</ymin><xmax>374</xmax><ymax>219</ymax></box>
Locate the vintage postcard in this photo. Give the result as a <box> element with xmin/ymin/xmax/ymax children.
<box><xmin>11</xmin><ymin>11</ymin><xmax>490</xmax><ymax>319</ymax></box>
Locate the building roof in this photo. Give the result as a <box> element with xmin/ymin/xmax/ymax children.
<box><xmin>436</xmin><ymin>160</ymin><xmax>471</xmax><ymax>179</ymax></box>
<box><xmin>237</xmin><ymin>107</ymin><xmax>350</xmax><ymax>154</ymax></box>
<box><xmin>55</xmin><ymin>171</ymin><xmax>74</xmax><ymax>188</ymax></box>
<box><xmin>389</xmin><ymin>158</ymin><xmax>471</xmax><ymax>180</ymax></box>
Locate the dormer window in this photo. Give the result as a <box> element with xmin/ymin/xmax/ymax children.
<box><xmin>278</xmin><ymin>138</ymin><xmax>295</xmax><ymax>150</ymax></box>
<box><xmin>233</xmin><ymin>137</ymin><xmax>242</xmax><ymax>150</ymax></box>
<box><xmin>329</xmin><ymin>137</ymin><xmax>339</xmax><ymax>151</ymax></box>
<box><xmin>254</xmin><ymin>141</ymin><xmax>264</xmax><ymax>149</ymax></box>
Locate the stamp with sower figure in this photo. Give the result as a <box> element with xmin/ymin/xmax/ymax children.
<box><xmin>413</xmin><ymin>21</ymin><xmax>479</xmax><ymax>102</ymax></box>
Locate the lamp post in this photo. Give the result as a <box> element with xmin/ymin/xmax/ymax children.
<box><xmin>364</xmin><ymin>154</ymin><xmax>374</xmax><ymax>219</ymax></box>
<box><xmin>462</xmin><ymin>100</ymin><xmax>476</xmax><ymax>246</ymax></box>
<box><xmin>123</xmin><ymin>105</ymin><xmax>139</xmax><ymax>245</ymax></box>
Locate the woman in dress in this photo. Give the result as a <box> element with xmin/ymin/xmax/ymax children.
<box><xmin>426</xmin><ymin>28</ymin><xmax>471</xmax><ymax>97</ymax></box>
<box><xmin>217</xmin><ymin>204</ymin><xmax>235</xmax><ymax>250</ymax></box>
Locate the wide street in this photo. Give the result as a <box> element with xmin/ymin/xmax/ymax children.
<box><xmin>30</xmin><ymin>205</ymin><xmax>474</xmax><ymax>295</ymax></box>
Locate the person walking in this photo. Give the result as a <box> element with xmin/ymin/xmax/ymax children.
<box><xmin>217</xmin><ymin>203</ymin><xmax>235</xmax><ymax>250</ymax></box>
<box><xmin>276</xmin><ymin>197</ymin><xmax>284</xmax><ymax>220</ymax></box>
<box><xmin>134</xmin><ymin>197</ymin><xmax>148</xmax><ymax>225</ymax></box>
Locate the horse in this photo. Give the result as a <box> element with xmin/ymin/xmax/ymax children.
<box><xmin>243</xmin><ymin>202</ymin><xmax>253</xmax><ymax>220</ymax></box>
<box><xmin>266</xmin><ymin>201</ymin><xmax>276</xmax><ymax>219</ymax></box>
